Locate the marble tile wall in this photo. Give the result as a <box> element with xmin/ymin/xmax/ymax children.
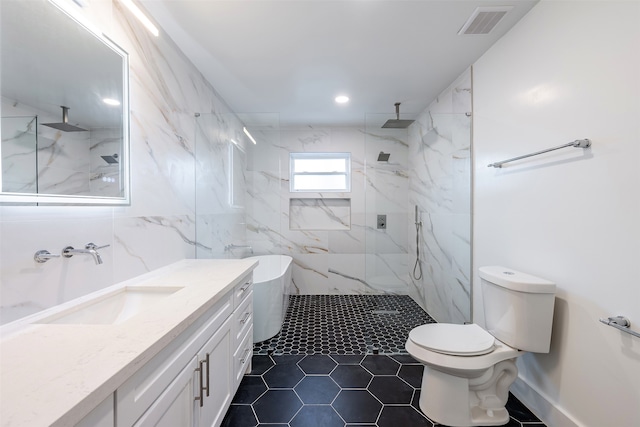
<box><xmin>194</xmin><ymin>114</ymin><xmax>247</xmax><ymax>259</ymax></box>
<box><xmin>89</xmin><ymin>127</ymin><xmax>123</xmax><ymax>198</ymax></box>
<box><xmin>245</xmin><ymin>126</ymin><xmax>413</xmax><ymax>298</ymax></box>
<box><xmin>407</xmin><ymin>69</ymin><xmax>472</xmax><ymax>323</ymax></box>
<box><xmin>0</xmin><ymin>0</ymin><xmax>245</xmax><ymax>324</ymax></box>
<box><xmin>1</xmin><ymin>99</ymin><xmax>93</xmax><ymax>196</ymax></box>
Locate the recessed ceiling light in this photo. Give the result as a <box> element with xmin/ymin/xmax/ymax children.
<box><xmin>103</xmin><ymin>98</ymin><xmax>121</xmax><ymax>106</ymax></box>
<box><xmin>335</xmin><ymin>95</ymin><xmax>349</xmax><ymax>104</ymax></box>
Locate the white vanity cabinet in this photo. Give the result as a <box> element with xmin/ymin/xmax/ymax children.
<box><xmin>116</xmin><ymin>273</ymin><xmax>253</xmax><ymax>427</ymax></box>
<box><xmin>76</xmin><ymin>395</ymin><xmax>114</xmax><ymax>427</ymax></box>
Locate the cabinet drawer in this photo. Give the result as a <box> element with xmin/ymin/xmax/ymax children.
<box><xmin>233</xmin><ymin>274</ymin><xmax>252</xmax><ymax>309</ymax></box>
<box><xmin>117</xmin><ymin>293</ymin><xmax>233</xmax><ymax>427</ymax></box>
<box><xmin>233</xmin><ymin>290</ymin><xmax>253</xmax><ymax>346</ymax></box>
<box><xmin>233</xmin><ymin>326</ymin><xmax>254</xmax><ymax>387</ymax></box>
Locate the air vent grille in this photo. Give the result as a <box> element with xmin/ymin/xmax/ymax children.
<box><xmin>458</xmin><ymin>6</ymin><xmax>513</xmax><ymax>35</ymax></box>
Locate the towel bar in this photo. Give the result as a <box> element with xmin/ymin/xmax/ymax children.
<box><xmin>488</xmin><ymin>139</ymin><xmax>591</xmax><ymax>168</ymax></box>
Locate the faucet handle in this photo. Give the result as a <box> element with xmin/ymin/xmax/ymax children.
<box><xmin>85</xmin><ymin>242</ymin><xmax>110</xmax><ymax>250</ymax></box>
<box><xmin>34</xmin><ymin>250</ymin><xmax>61</xmax><ymax>263</ymax></box>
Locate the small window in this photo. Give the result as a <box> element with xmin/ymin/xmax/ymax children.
<box><xmin>290</xmin><ymin>152</ymin><xmax>351</xmax><ymax>192</ymax></box>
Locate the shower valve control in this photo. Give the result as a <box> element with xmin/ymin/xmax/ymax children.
<box><xmin>377</xmin><ymin>215</ymin><xmax>387</xmax><ymax>230</ymax></box>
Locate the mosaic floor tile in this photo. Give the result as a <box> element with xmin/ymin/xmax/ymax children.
<box><xmin>254</xmin><ymin>295</ymin><xmax>435</xmax><ymax>355</ymax></box>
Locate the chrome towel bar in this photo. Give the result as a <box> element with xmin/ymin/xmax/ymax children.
<box><xmin>599</xmin><ymin>316</ymin><xmax>640</xmax><ymax>339</ymax></box>
<box><xmin>487</xmin><ymin>139</ymin><xmax>591</xmax><ymax>168</ymax></box>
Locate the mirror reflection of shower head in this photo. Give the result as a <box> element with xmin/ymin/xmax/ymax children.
<box><xmin>101</xmin><ymin>153</ymin><xmax>119</xmax><ymax>164</ymax></box>
<box><xmin>377</xmin><ymin>151</ymin><xmax>390</xmax><ymax>162</ymax></box>
<box><xmin>381</xmin><ymin>102</ymin><xmax>414</xmax><ymax>129</ymax></box>
<box><xmin>42</xmin><ymin>106</ymin><xmax>87</xmax><ymax>132</ymax></box>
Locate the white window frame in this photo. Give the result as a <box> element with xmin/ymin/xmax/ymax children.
<box><xmin>289</xmin><ymin>152</ymin><xmax>351</xmax><ymax>192</ymax></box>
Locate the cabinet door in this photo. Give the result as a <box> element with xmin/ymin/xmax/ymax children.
<box><xmin>198</xmin><ymin>316</ymin><xmax>233</xmax><ymax>427</ymax></box>
<box><xmin>75</xmin><ymin>395</ymin><xmax>113</xmax><ymax>427</ymax></box>
<box><xmin>133</xmin><ymin>356</ymin><xmax>198</xmax><ymax>427</ymax></box>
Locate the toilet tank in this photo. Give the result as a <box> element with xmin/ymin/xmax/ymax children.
<box><xmin>479</xmin><ymin>266</ymin><xmax>556</xmax><ymax>353</ymax></box>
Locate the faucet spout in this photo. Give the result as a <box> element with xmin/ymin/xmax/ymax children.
<box><xmin>62</xmin><ymin>245</ymin><xmax>104</xmax><ymax>265</ymax></box>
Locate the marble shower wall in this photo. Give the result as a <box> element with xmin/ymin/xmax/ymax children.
<box><xmin>0</xmin><ymin>0</ymin><xmax>245</xmax><ymax>324</ymax></box>
<box><xmin>407</xmin><ymin>69</ymin><xmax>472</xmax><ymax>324</ymax></box>
<box><xmin>194</xmin><ymin>113</ymin><xmax>248</xmax><ymax>259</ymax></box>
<box><xmin>1</xmin><ymin>99</ymin><xmax>100</xmax><ymax>196</ymax></box>
<box><xmin>245</xmin><ymin>126</ymin><xmax>415</xmax><ymax>299</ymax></box>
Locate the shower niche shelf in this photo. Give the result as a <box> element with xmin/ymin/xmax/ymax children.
<box><xmin>289</xmin><ymin>198</ymin><xmax>351</xmax><ymax>231</ymax></box>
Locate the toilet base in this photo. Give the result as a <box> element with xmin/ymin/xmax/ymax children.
<box><xmin>418</xmin><ymin>359</ymin><xmax>518</xmax><ymax>426</ymax></box>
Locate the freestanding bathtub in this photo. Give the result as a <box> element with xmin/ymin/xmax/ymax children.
<box><xmin>245</xmin><ymin>255</ymin><xmax>293</xmax><ymax>343</ymax></box>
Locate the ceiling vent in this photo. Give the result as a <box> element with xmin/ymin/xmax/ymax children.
<box><xmin>458</xmin><ymin>6</ymin><xmax>513</xmax><ymax>35</ymax></box>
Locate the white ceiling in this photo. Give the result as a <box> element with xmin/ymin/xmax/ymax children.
<box><xmin>141</xmin><ymin>0</ymin><xmax>538</xmax><ymax>128</ymax></box>
<box><xmin>1</xmin><ymin>0</ymin><xmax>125</xmax><ymax>128</ymax></box>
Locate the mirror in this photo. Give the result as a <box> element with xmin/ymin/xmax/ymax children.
<box><xmin>0</xmin><ymin>0</ymin><xmax>130</xmax><ymax>205</ymax></box>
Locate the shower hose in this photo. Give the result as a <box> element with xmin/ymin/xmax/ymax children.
<box><xmin>412</xmin><ymin>220</ymin><xmax>423</xmax><ymax>280</ymax></box>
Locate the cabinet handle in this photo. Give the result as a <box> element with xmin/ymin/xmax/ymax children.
<box><xmin>195</xmin><ymin>360</ymin><xmax>205</xmax><ymax>407</ymax></box>
<box><xmin>240</xmin><ymin>312</ymin><xmax>251</xmax><ymax>324</ymax></box>
<box><xmin>240</xmin><ymin>348</ymin><xmax>251</xmax><ymax>364</ymax></box>
<box><xmin>205</xmin><ymin>353</ymin><xmax>210</xmax><ymax>397</ymax></box>
<box><xmin>240</xmin><ymin>282</ymin><xmax>251</xmax><ymax>292</ymax></box>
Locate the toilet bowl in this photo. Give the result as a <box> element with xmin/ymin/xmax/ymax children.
<box><xmin>406</xmin><ymin>324</ymin><xmax>522</xmax><ymax>426</ymax></box>
<box><xmin>406</xmin><ymin>266</ymin><xmax>556</xmax><ymax>427</ymax></box>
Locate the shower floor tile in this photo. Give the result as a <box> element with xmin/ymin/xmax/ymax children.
<box><xmin>254</xmin><ymin>294</ymin><xmax>436</xmax><ymax>355</ymax></box>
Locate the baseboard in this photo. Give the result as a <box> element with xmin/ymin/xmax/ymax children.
<box><xmin>511</xmin><ymin>376</ymin><xmax>582</xmax><ymax>427</ymax></box>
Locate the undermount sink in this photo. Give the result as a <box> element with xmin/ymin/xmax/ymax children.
<box><xmin>35</xmin><ymin>286</ymin><xmax>183</xmax><ymax>325</ymax></box>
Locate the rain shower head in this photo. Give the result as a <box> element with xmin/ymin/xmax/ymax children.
<box><xmin>101</xmin><ymin>154</ymin><xmax>119</xmax><ymax>164</ymax></box>
<box><xmin>42</xmin><ymin>106</ymin><xmax>87</xmax><ymax>132</ymax></box>
<box><xmin>381</xmin><ymin>102</ymin><xmax>414</xmax><ymax>129</ymax></box>
<box><xmin>377</xmin><ymin>151</ymin><xmax>390</xmax><ymax>162</ymax></box>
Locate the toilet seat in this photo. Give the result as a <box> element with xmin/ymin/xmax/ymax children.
<box><xmin>409</xmin><ymin>323</ymin><xmax>495</xmax><ymax>356</ymax></box>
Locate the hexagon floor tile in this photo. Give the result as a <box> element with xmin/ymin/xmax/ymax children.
<box><xmin>254</xmin><ymin>295</ymin><xmax>435</xmax><ymax>356</ymax></box>
<box><xmin>222</xmin><ymin>353</ymin><xmax>548</xmax><ymax>427</ymax></box>
<box><xmin>223</xmin><ymin>295</ymin><xmax>548</xmax><ymax>427</ymax></box>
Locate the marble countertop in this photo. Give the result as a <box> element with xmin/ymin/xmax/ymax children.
<box><xmin>0</xmin><ymin>258</ymin><xmax>258</xmax><ymax>427</ymax></box>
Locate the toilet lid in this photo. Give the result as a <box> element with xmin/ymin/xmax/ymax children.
<box><xmin>409</xmin><ymin>323</ymin><xmax>495</xmax><ymax>356</ymax></box>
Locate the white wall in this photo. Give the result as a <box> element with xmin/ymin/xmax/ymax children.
<box><xmin>473</xmin><ymin>1</ymin><xmax>640</xmax><ymax>426</ymax></box>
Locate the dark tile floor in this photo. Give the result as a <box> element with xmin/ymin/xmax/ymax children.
<box><xmin>222</xmin><ymin>354</ymin><xmax>546</xmax><ymax>427</ymax></box>
<box><xmin>254</xmin><ymin>295</ymin><xmax>435</xmax><ymax>355</ymax></box>
<box><xmin>224</xmin><ymin>295</ymin><xmax>548</xmax><ymax>427</ymax></box>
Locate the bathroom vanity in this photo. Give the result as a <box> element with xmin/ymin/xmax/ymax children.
<box><xmin>0</xmin><ymin>259</ymin><xmax>256</xmax><ymax>427</ymax></box>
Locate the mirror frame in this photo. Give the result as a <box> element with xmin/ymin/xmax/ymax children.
<box><xmin>0</xmin><ymin>1</ymin><xmax>130</xmax><ymax>206</ymax></box>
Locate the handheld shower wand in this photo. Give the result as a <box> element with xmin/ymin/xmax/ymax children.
<box><xmin>413</xmin><ymin>205</ymin><xmax>423</xmax><ymax>280</ymax></box>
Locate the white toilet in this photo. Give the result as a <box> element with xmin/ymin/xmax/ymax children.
<box><xmin>406</xmin><ymin>266</ymin><xmax>556</xmax><ymax>427</ymax></box>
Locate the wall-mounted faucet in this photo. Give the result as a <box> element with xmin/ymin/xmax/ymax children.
<box><xmin>34</xmin><ymin>250</ymin><xmax>61</xmax><ymax>263</ymax></box>
<box><xmin>62</xmin><ymin>242</ymin><xmax>109</xmax><ymax>265</ymax></box>
<box><xmin>224</xmin><ymin>244</ymin><xmax>253</xmax><ymax>254</ymax></box>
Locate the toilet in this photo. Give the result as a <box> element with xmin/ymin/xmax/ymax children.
<box><xmin>406</xmin><ymin>266</ymin><xmax>556</xmax><ymax>426</ymax></box>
